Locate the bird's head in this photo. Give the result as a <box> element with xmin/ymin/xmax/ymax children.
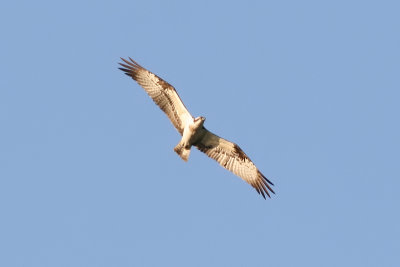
<box><xmin>194</xmin><ymin>116</ymin><xmax>206</xmax><ymax>127</ymax></box>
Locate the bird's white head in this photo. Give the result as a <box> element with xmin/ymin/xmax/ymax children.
<box><xmin>193</xmin><ymin>116</ymin><xmax>206</xmax><ymax>128</ymax></box>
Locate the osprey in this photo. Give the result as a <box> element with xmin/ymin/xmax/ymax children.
<box><xmin>119</xmin><ymin>58</ymin><xmax>275</xmax><ymax>199</ymax></box>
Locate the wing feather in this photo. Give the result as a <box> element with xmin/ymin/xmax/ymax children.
<box><xmin>195</xmin><ymin>128</ymin><xmax>274</xmax><ymax>199</ymax></box>
<box><xmin>119</xmin><ymin>57</ymin><xmax>193</xmax><ymax>135</ymax></box>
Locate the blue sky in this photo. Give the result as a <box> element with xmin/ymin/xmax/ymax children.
<box><xmin>1</xmin><ymin>0</ymin><xmax>399</xmax><ymax>266</ymax></box>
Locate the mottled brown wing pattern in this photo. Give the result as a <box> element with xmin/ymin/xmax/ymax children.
<box><xmin>195</xmin><ymin>128</ymin><xmax>274</xmax><ymax>199</ymax></box>
<box><xmin>119</xmin><ymin>57</ymin><xmax>193</xmax><ymax>135</ymax></box>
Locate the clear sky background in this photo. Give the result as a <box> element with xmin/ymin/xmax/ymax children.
<box><xmin>1</xmin><ymin>0</ymin><xmax>399</xmax><ymax>266</ymax></box>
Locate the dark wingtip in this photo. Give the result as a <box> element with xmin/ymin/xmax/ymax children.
<box><xmin>257</xmin><ymin>171</ymin><xmax>275</xmax><ymax>198</ymax></box>
<box><xmin>120</xmin><ymin>57</ymin><xmax>130</xmax><ymax>65</ymax></box>
<box><xmin>118</xmin><ymin>67</ymin><xmax>131</xmax><ymax>76</ymax></box>
<box><xmin>260</xmin><ymin>172</ymin><xmax>274</xmax><ymax>186</ymax></box>
<box><xmin>256</xmin><ymin>189</ymin><xmax>266</xmax><ymax>199</ymax></box>
<box><xmin>259</xmin><ymin>187</ymin><xmax>266</xmax><ymax>199</ymax></box>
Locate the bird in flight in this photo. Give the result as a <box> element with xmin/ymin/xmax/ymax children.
<box><xmin>118</xmin><ymin>58</ymin><xmax>275</xmax><ymax>199</ymax></box>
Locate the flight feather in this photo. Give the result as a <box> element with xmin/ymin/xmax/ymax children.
<box><xmin>119</xmin><ymin>57</ymin><xmax>193</xmax><ymax>134</ymax></box>
<box><xmin>195</xmin><ymin>129</ymin><xmax>275</xmax><ymax>199</ymax></box>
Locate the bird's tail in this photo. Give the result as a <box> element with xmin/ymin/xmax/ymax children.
<box><xmin>174</xmin><ymin>142</ymin><xmax>191</xmax><ymax>162</ymax></box>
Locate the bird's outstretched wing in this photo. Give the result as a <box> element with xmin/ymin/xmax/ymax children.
<box><xmin>119</xmin><ymin>57</ymin><xmax>193</xmax><ymax>135</ymax></box>
<box><xmin>195</xmin><ymin>128</ymin><xmax>275</xmax><ymax>198</ymax></box>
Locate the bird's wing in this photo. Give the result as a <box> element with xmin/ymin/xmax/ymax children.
<box><xmin>195</xmin><ymin>128</ymin><xmax>274</xmax><ymax>199</ymax></box>
<box><xmin>119</xmin><ymin>57</ymin><xmax>193</xmax><ymax>135</ymax></box>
